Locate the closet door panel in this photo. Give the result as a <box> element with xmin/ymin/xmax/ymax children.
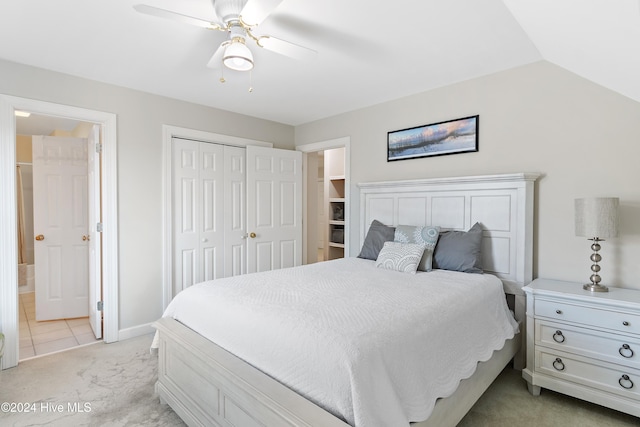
<box><xmin>180</xmin><ymin>178</ymin><xmax>197</xmax><ymax>234</ymax></box>
<box><xmin>200</xmin><ymin>143</ymin><xmax>224</xmax><ymax>282</ymax></box>
<box><xmin>173</xmin><ymin>139</ymin><xmax>198</xmax><ymax>294</ymax></box>
<box><xmin>255</xmin><ymin>241</ymin><xmax>274</xmax><ymax>273</ymax></box>
<box><xmin>246</xmin><ymin>146</ymin><xmax>302</xmax><ymax>274</ymax></box>
<box><xmin>173</xmin><ymin>139</ymin><xmax>224</xmax><ymax>293</ymax></box>
<box><xmin>280</xmin><ymin>240</ymin><xmax>296</xmax><ymax>269</ymax></box>
<box><xmin>280</xmin><ymin>181</ymin><xmax>296</xmax><ymax>227</ymax></box>
<box><xmin>256</xmin><ymin>181</ymin><xmax>274</xmax><ymax>227</ymax></box>
<box><xmin>224</xmin><ymin>146</ymin><xmax>246</xmax><ymax>277</ymax></box>
<box><xmin>180</xmin><ymin>248</ymin><xmax>197</xmax><ymax>289</ymax></box>
<box><xmin>202</xmin><ymin>247</ymin><xmax>217</xmax><ymax>282</ymax></box>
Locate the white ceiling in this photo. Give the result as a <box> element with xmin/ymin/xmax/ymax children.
<box><xmin>1</xmin><ymin>0</ymin><xmax>639</xmax><ymax>127</ymax></box>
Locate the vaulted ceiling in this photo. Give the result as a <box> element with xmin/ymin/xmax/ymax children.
<box><xmin>1</xmin><ymin>0</ymin><xmax>638</xmax><ymax>126</ymax></box>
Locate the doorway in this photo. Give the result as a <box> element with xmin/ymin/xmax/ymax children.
<box><xmin>16</xmin><ymin>122</ymin><xmax>100</xmax><ymax>359</ymax></box>
<box><xmin>297</xmin><ymin>137</ymin><xmax>350</xmax><ymax>265</ymax></box>
<box><xmin>0</xmin><ymin>95</ymin><xmax>119</xmax><ymax>370</ymax></box>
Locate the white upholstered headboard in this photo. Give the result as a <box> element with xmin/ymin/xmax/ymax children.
<box><xmin>358</xmin><ymin>173</ymin><xmax>539</xmax><ymax>295</ymax></box>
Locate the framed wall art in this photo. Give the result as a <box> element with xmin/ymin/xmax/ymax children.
<box><xmin>387</xmin><ymin>115</ymin><xmax>479</xmax><ymax>161</ymax></box>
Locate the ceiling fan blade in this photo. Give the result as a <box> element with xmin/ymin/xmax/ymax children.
<box><xmin>257</xmin><ymin>36</ymin><xmax>317</xmax><ymax>61</ymax></box>
<box><xmin>206</xmin><ymin>43</ymin><xmax>228</xmax><ymax>69</ymax></box>
<box><xmin>241</xmin><ymin>0</ymin><xmax>285</xmax><ymax>26</ymax></box>
<box><xmin>133</xmin><ymin>4</ymin><xmax>221</xmax><ymax>30</ymax></box>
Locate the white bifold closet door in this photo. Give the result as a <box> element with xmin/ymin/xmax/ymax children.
<box><xmin>172</xmin><ymin>138</ymin><xmax>302</xmax><ymax>296</ymax></box>
<box><xmin>172</xmin><ymin>139</ymin><xmax>245</xmax><ymax>295</ymax></box>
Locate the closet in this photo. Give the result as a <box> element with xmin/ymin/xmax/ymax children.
<box><xmin>324</xmin><ymin>147</ymin><xmax>345</xmax><ymax>260</ymax></box>
<box><xmin>171</xmin><ymin>138</ymin><xmax>302</xmax><ymax>297</ymax></box>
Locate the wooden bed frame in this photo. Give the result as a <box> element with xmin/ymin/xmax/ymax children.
<box><xmin>154</xmin><ymin>173</ymin><xmax>539</xmax><ymax>427</ymax></box>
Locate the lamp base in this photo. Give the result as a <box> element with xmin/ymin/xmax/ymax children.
<box><xmin>583</xmin><ymin>283</ymin><xmax>609</xmax><ymax>293</ymax></box>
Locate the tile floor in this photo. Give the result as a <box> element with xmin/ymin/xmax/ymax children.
<box><xmin>18</xmin><ymin>292</ymin><xmax>101</xmax><ymax>360</ymax></box>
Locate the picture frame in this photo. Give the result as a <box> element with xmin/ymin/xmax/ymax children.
<box><xmin>387</xmin><ymin>115</ymin><xmax>479</xmax><ymax>161</ymax></box>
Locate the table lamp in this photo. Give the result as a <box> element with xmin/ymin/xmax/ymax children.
<box><xmin>575</xmin><ymin>197</ymin><xmax>619</xmax><ymax>292</ymax></box>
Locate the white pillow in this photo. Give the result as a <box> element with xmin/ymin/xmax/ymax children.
<box><xmin>375</xmin><ymin>242</ymin><xmax>425</xmax><ymax>274</ymax></box>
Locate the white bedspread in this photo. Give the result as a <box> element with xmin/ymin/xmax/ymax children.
<box><xmin>159</xmin><ymin>257</ymin><xmax>518</xmax><ymax>427</ymax></box>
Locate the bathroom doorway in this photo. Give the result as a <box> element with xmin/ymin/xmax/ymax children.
<box><xmin>0</xmin><ymin>95</ymin><xmax>119</xmax><ymax>370</ymax></box>
<box><xmin>16</xmin><ymin>115</ymin><xmax>102</xmax><ymax>359</ymax></box>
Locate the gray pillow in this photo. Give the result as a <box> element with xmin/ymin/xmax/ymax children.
<box><xmin>433</xmin><ymin>222</ymin><xmax>484</xmax><ymax>273</ymax></box>
<box><xmin>358</xmin><ymin>219</ymin><xmax>395</xmax><ymax>260</ymax></box>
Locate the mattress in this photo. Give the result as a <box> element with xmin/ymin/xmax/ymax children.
<box><xmin>158</xmin><ymin>257</ymin><xmax>518</xmax><ymax>427</ymax></box>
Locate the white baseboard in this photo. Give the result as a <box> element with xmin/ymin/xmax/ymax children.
<box><xmin>118</xmin><ymin>322</ymin><xmax>156</xmax><ymax>341</ymax></box>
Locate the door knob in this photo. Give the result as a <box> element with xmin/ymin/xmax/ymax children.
<box><xmin>35</xmin><ymin>234</ymin><xmax>44</xmax><ymax>241</ymax></box>
<box><xmin>249</xmin><ymin>232</ymin><xmax>257</xmax><ymax>238</ymax></box>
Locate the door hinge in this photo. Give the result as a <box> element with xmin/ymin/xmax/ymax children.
<box><xmin>96</xmin><ymin>222</ymin><xmax>103</xmax><ymax>232</ymax></box>
<box><xmin>97</xmin><ymin>301</ymin><xmax>103</xmax><ymax>311</ymax></box>
<box><xmin>95</xmin><ymin>142</ymin><xmax>102</xmax><ymax>153</ymax></box>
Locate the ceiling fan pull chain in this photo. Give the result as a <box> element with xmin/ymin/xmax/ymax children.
<box><xmin>248</xmin><ymin>70</ymin><xmax>254</xmax><ymax>93</ymax></box>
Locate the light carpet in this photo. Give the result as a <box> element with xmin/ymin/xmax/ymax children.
<box><xmin>0</xmin><ymin>334</ymin><xmax>638</xmax><ymax>426</ymax></box>
<box><xmin>0</xmin><ymin>334</ymin><xmax>184</xmax><ymax>427</ymax></box>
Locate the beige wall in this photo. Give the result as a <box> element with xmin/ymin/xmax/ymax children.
<box><xmin>1</xmin><ymin>58</ymin><xmax>294</xmax><ymax>331</ymax></box>
<box><xmin>15</xmin><ymin>135</ymin><xmax>32</xmax><ymax>162</ymax></box>
<box><xmin>16</xmin><ymin>123</ymin><xmax>92</xmax><ymax>162</ymax></box>
<box><xmin>295</xmin><ymin>61</ymin><xmax>640</xmax><ymax>290</ymax></box>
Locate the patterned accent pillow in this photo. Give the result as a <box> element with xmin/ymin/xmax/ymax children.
<box><xmin>394</xmin><ymin>225</ymin><xmax>441</xmax><ymax>271</ymax></box>
<box><xmin>375</xmin><ymin>242</ymin><xmax>425</xmax><ymax>274</ymax></box>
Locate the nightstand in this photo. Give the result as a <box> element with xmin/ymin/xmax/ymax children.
<box><xmin>522</xmin><ymin>278</ymin><xmax>640</xmax><ymax>417</ymax></box>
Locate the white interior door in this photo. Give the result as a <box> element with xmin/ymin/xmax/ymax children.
<box><xmin>87</xmin><ymin>125</ymin><xmax>102</xmax><ymax>339</ymax></box>
<box><xmin>33</xmin><ymin>136</ymin><xmax>89</xmax><ymax>321</ymax></box>
<box><xmin>246</xmin><ymin>145</ymin><xmax>303</xmax><ymax>273</ymax></box>
<box><xmin>172</xmin><ymin>138</ymin><xmax>225</xmax><ymax>294</ymax></box>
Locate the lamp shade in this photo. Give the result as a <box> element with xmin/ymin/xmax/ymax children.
<box><xmin>223</xmin><ymin>41</ymin><xmax>254</xmax><ymax>71</ymax></box>
<box><xmin>575</xmin><ymin>197</ymin><xmax>619</xmax><ymax>238</ymax></box>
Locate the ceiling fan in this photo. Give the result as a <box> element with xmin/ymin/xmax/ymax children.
<box><xmin>134</xmin><ymin>0</ymin><xmax>317</xmax><ymax>73</ymax></box>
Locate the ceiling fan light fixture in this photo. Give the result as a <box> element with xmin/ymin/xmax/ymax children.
<box><xmin>223</xmin><ymin>37</ymin><xmax>254</xmax><ymax>71</ymax></box>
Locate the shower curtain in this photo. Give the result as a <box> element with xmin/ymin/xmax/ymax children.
<box><xmin>16</xmin><ymin>164</ymin><xmax>27</xmax><ymax>286</ymax></box>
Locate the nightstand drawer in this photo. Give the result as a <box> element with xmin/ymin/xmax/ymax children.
<box><xmin>536</xmin><ymin>320</ymin><xmax>640</xmax><ymax>370</ymax></box>
<box><xmin>537</xmin><ymin>349</ymin><xmax>640</xmax><ymax>401</ymax></box>
<box><xmin>535</xmin><ymin>299</ymin><xmax>640</xmax><ymax>335</ymax></box>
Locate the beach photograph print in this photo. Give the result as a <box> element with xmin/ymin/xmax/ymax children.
<box><xmin>387</xmin><ymin>115</ymin><xmax>479</xmax><ymax>161</ymax></box>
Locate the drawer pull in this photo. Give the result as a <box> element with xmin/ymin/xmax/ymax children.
<box><xmin>619</xmin><ymin>344</ymin><xmax>634</xmax><ymax>359</ymax></box>
<box><xmin>619</xmin><ymin>374</ymin><xmax>634</xmax><ymax>390</ymax></box>
<box><xmin>623</xmin><ymin>321</ymin><xmax>630</xmax><ymax>327</ymax></box>
<box><xmin>552</xmin><ymin>330</ymin><xmax>566</xmax><ymax>343</ymax></box>
<box><xmin>553</xmin><ymin>358</ymin><xmax>565</xmax><ymax>371</ymax></box>
<box><xmin>555</xmin><ymin>309</ymin><xmax>563</xmax><ymax>315</ymax></box>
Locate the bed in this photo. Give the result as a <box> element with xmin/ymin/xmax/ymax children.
<box><xmin>153</xmin><ymin>172</ymin><xmax>539</xmax><ymax>427</ymax></box>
